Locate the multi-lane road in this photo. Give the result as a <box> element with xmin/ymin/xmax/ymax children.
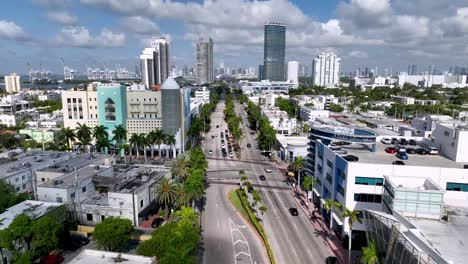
<box><xmin>201</xmin><ymin>99</ymin><xmax>332</xmax><ymax>264</ymax></box>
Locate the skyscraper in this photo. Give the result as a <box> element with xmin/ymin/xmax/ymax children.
<box><xmin>4</xmin><ymin>73</ymin><xmax>21</xmax><ymax>93</ymax></box>
<box><xmin>140</xmin><ymin>38</ymin><xmax>169</xmax><ymax>88</ymax></box>
<box><xmin>196</xmin><ymin>37</ymin><xmax>214</xmax><ymax>84</ymax></box>
<box><xmin>287</xmin><ymin>61</ymin><xmax>299</xmax><ymax>83</ymax></box>
<box><xmin>312</xmin><ymin>52</ymin><xmax>341</xmax><ymax>87</ymax></box>
<box><xmin>264</xmin><ymin>22</ymin><xmax>286</xmax><ymax>81</ymax></box>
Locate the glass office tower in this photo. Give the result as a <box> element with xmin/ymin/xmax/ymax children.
<box><xmin>264</xmin><ymin>22</ymin><xmax>286</xmax><ymax>81</ymax></box>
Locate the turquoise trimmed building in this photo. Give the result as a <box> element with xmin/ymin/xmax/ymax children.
<box><xmin>97</xmin><ymin>84</ymin><xmax>127</xmax><ymax>142</ymax></box>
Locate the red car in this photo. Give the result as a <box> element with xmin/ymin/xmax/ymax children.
<box><xmin>385</xmin><ymin>147</ymin><xmax>397</xmax><ymax>154</ymax></box>
<box><xmin>40</xmin><ymin>255</ymin><xmax>64</xmax><ymax>264</ymax></box>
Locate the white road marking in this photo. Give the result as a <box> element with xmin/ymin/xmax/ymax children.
<box><xmin>229</xmin><ymin>218</ymin><xmax>253</xmax><ymax>264</ymax></box>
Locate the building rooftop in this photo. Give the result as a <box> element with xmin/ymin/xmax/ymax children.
<box><xmin>0</xmin><ymin>151</ymin><xmax>71</xmax><ymax>178</ymax></box>
<box><xmin>0</xmin><ymin>200</ymin><xmax>63</xmax><ymax>230</ymax></box>
<box><xmin>38</xmin><ymin>153</ymin><xmax>105</xmax><ymax>174</ymax></box>
<box><xmin>276</xmin><ymin>135</ymin><xmax>308</xmax><ymax>148</ymax></box>
<box><xmin>68</xmin><ymin>249</ymin><xmax>155</xmax><ymax>264</ymax></box>
<box><xmin>384</xmin><ymin>175</ymin><xmax>444</xmax><ymax>191</ymax></box>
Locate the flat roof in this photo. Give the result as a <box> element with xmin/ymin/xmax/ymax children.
<box><xmin>384</xmin><ymin>175</ymin><xmax>444</xmax><ymax>191</ymax></box>
<box><xmin>39</xmin><ymin>162</ymin><xmax>112</xmax><ymax>189</ymax></box>
<box><xmin>38</xmin><ymin>154</ymin><xmax>105</xmax><ymax>173</ymax></box>
<box><xmin>408</xmin><ymin>206</ymin><xmax>468</xmax><ymax>264</ymax></box>
<box><xmin>276</xmin><ymin>135</ymin><xmax>308</xmax><ymax>147</ymax></box>
<box><xmin>68</xmin><ymin>249</ymin><xmax>155</xmax><ymax>264</ymax></box>
<box><xmin>0</xmin><ymin>151</ymin><xmax>70</xmax><ymax>177</ymax></box>
<box><xmin>336</xmin><ymin>142</ymin><xmax>468</xmax><ymax>169</ymax></box>
<box><xmin>0</xmin><ymin>200</ymin><xmax>63</xmax><ymax>230</ymax></box>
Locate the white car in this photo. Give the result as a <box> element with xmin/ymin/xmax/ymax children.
<box><xmin>264</xmin><ymin>167</ymin><xmax>272</xmax><ymax>173</ymax></box>
<box><xmin>381</xmin><ymin>138</ymin><xmax>392</xmax><ymax>144</ymax></box>
<box><xmin>426</xmin><ymin>147</ymin><xmax>438</xmax><ymax>155</ymax></box>
<box><xmin>229</xmin><ymin>153</ymin><xmax>233</xmax><ymax>158</ymax></box>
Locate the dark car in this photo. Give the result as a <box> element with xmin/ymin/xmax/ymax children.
<box><xmin>289</xmin><ymin>208</ymin><xmax>299</xmax><ymax>216</ymax></box>
<box><xmin>409</xmin><ymin>139</ymin><xmax>417</xmax><ymax>146</ymax></box>
<box><xmin>247</xmin><ymin>143</ymin><xmax>251</xmax><ymax>148</ymax></box>
<box><xmin>222</xmin><ymin>152</ymin><xmax>227</xmax><ymax>157</ymax></box>
<box><xmin>225</xmin><ymin>129</ymin><xmax>228</xmax><ymax>133</ymax></box>
<box><xmin>70</xmin><ymin>235</ymin><xmax>89</xmax><ymax>246</ymax></box>
<box><xmin>250</xmin><ymin>131</ymin><xmax>255</xmax><ymax>135</ymax></box>
<box><xmin>63</xmin><ymin>235</ymin><xmax>89</xmax><ymax>250</ymax></box>
<box><xmin>399</xmin><ymin>138</ymin><xmax>408</xmax><ymax>145</ymax></box>
<box><xmin>325</xmin><ymin>256</ymin><xmax>338</xmax><ymax>264</ymax></box>
<box><xmin>416</xmin><ymin>148</ymin><xmax>428</xmax><ymax>155</ymax></box>
<box><xmin>248</xmin><ymin>186</ymin><xmax>254</xmax><ymax>193</ymax></box>
<box><xmin>391</xmin><ymin>138</ymin><xmax>398</xmax><ymax>144</ymax></box>
<box><xmin>40</xmin><ymin>255</ymin><xmax>64</xmax><ymax>264</ymax></box>
<box><xmin>342</xmin><ymin>155</ymin><xmax>359</xmax><ymax>162</ymax></box>
<box><xmin>216</xmin><ymin>125</ymin><xmax>219</xmax><ymax>128</ymax></box>
<box><xmin>396</xmin><ymin>152</ymin><xmax>408</xmax><ymax>160</ymax></box>
<box><xmin>151</xmin><ymin>217</ymin><xmax>165</xmax><ymax>228</ymax></box>
<box><xmin>259</xmin><ymin>175</ymin><xmax>266</xmax><ymax>181</ymax></box>
<box><xmin>392</xmin><ymin>161</ymin><xmax>405</xmax><ymax>165</ymax></box>
<box><xmin>211</xmin><ymin>135</ymin><xmax>215</xmax><ymax>139</ymax></box>
<box><xmin>406</xmin><ymin>148</ymin><xmax>416</xmax><ymax>154</ymax></box>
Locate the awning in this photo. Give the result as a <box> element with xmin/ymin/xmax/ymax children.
<box><xmin>332</xmin><ymin>212</ymin><xmax>343</xmax><ymax>226</ymax></box>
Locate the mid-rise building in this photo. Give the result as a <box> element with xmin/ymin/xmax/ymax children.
<box><xmin>239</xmin><ymin>80</ymin><xmax>298</xmax><ymax>95</ymax></box>
<box><xmin>264</xmin><ymin>22</ymin><xmax>286</xmax><ymax>81</ymax></box>
<box><xmin>261</xmin><ymin>106</ymin><xmax>296</xmax><ymax>135</ymax></box>
<box><xmin>392</xmin><ymin>95</ymin><xmax>415</xmax><ymax>105</ymax></box>
<box><xmin>196</xmin><ymin>37</ymin><xmax>214</xmax><ymax>84</ymax></box>
<box><xmin>194</xmin><ymin>87</ymin><xmax>210</xmax><ymax>102</ymax></box>
<box><xmin>397</xmin><ymin>73</ymin><xmax>467</xmax><ymax>88</ymax></box>
<box><xmin>0</xmin><ymin>114</ymin><xmax>16</xmax><ymax>127</ymax></box>
<box><xmin>312</xmin><ymin>52</ymin><xmax>341</xmax><ymax>87</ymax></box>
<box><xmin>287</xmin><ymin>61</ymin><xmax>299</xmax><ymax>83</ymax></box>
<box><xmin>4</xmin><ymin>73</ymin><xmax>21</xmax><ymax>93</ymax></box>
<box><xmin>140</xmin><ymin>38</ymin><xmax>169</xmax><ymax>88</ymax></box>
<box><xmin>299</xmin><ymin>106</ymin><xmax>330</xmax><ymax>123</ymax></box>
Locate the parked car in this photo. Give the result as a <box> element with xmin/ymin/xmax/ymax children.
<box><xmin>397</xmin><ymin>146</ymin><xmax>407</xmax><ymax>152</ymax></box>
<box><xmin>426</xmin><ymin>147</ymin><xmax>438</xmax><ymax>155</ymax></box>
<box><xmin>381</xmin><ymin>138</ymin><xmax>392</xmax><ymax>144</ymax></box>
<box><xmin>329</xmin><ymin>144</ymin><xmax>341</xmax><ymax>150</ymax></box>
<box><xmin>416</xmin><ymin>148</ymin><xmax>428</xmax><ymax>155</ymax></box>
<box><xmin>409</xmin><ymin>139</ymin><xmax>417</xmax><ymax>146</ymax></box>
<box><xmin>259</xmin><ymin>175</ymin><xmax>266</xmax><ymax>181</ymax></box>
<box><xmin>325</xmin><ymin>256</ymin><xmax>339</xmax><ymax>264</ymax></box>
<box><xmin>216</xmin><ymin>125</ymin><xmax>219</xmax><ymax>128</ymax></box>
<box><xmin>151</xmin><ymin>217</ymin><xmax>165</xmax><ymax>228</ymax></box>
<box><xmin>289</xmin><ymin>208</ymin><xmax>299</xmax><ymax>216</ymax></box>
<box><xmin>385</xmin><ymin>147</ymin><xmax>397</xmax><ymax>154</ymax></box>
<box><xmin>229</xmin><ymin>153</ymin><xmax>234</xmax><ymax>158</ymax></box>
<box><xmin>250</xmin><ymin>131</ymin><xmax>255</xmax><ymax>135</ymax></box>
<box><xmin>247</xmin><ymin>143</ymin><xmax>251</xmax><ymax>148</ymax></box>
<box><xmin>399</xmin><ymin>138</ymin><xmax>408</xmax><ymax>145</ymax></box>
<box><xmin>406</xmin><ymin>148</ymin><xmax>416</xmax><ymax>154</ymax></box>
<box><xmin>342</xmin><ymin>155</ymin><xmax>359</xmax><ymax>162</ymax></box>
<box><xmin>264</xmin><ymin>167</ymin><xmax>272</xmax><ymax>173</ymax></box>
<box><xmin>396</xmin><ymin>152</ymin><xmax>408</xmax><ymax>160</ymax></box>
<box><xmin>391</xmin><ymin>138</ymin><xmax>398</xmax><ymax>144</ymax></box>
<box><xmin>392</xmin><ymin>160</ymin><xmax>405</xmax><ymax>165</ymax></box>
<box><xmin>211</xmin><ymin>135</ymin><xmax>215</xmax><ymax>139</ymax></box>
<box><xmin>40</xmin><ymin>255</ymin><xmax>64</xmax><ymax>264</ymax></box>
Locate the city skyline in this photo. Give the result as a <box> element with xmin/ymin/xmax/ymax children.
<box><xmin>1</xmin><ymin>0</ymin><xmax>468</xmax><ymax>75</ymax></box>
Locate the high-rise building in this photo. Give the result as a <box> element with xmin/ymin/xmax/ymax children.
<box><xmin>264</xmin><ymin>22</ymin><xmax>286</xmax><ymax>81</ymax></box>
<box><xmin>258</xmin><ymin>65</ymin><xmax>264</xmax><ymax>81</ymax></box>
<box><xmin>312</xmin><ymin>52</ymin><xmax>341</xmax><ymax>87</ymax></box>
<box><xmin>140</xmin><ymin>38</ymin><xmax>169</xmax><ymax>88</ymax></box>
<box><xmin>408</xmin><ymin>64</ymin><xmax>418</xmax><ymax>75</ymax></box>
<box><xmin>196</xmin><ymin>37</ymin><xmax>214</xmax><ymax>84</ymax></box>
<box><xmin>4</xmin><ymin>73</ymin><xmax>21</xmax><ymax>93</ymax></box>
<box><xmin>287</xmin><ymin>61</ymin><xmax>299</xmax><ymax>83</ymax></box>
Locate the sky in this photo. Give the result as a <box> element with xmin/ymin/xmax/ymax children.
<box><xmin>1</xmin><ymin>0</ymin><xmax>468</xmax><ymax>75</ymax></box>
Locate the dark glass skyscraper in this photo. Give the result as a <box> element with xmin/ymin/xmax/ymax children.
<box><xmin>264</xmin><ymin>22</ymin><xmax>286</xmax><ymax>81</ymax></box>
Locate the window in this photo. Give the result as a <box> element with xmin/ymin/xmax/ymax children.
<box><xmin>67</xmin><ymin>98</ymin><xmax>71</xmax><ymax>103</ymax></box>
<box><xmin>327</xmin><ymin>160</ymin><xmax>333</xmax><ymax>169</ymax></box>
<box><xmin>446</xmin><ymin>182</ymin><xmax>468</xmax><ymax>192</ymax></box>
<box><xmin>15</xmin><ymin>178</ymin><xmax>19</xmax><ymax>182</ymax></box>
<box><xmin>337</xmin><ymin>169</ymin><xmax>346</xmax><ymax>179</ymax></box>
<box><xmin>82</xmin><ymin>186</ymin><xmax>87</xmax><ymax>193</ymax></box>
<box><xmin>15</xmin><ymin>187</ymin><xmax>20</xmax><ymax>192</ymax></box>
<box><xmin>56</xmin><ymin>197</ymin><xmax>63</xmax><ymax>203</ymax></box>
<box><xmin>87</xmin><ymin>214</ymin><xmax>93</xmax><ymax>221</ymax></box>
<box><xmin>41</xmin><ymin>178</ymin><xmax>45</xmax><ymax>182</ymax></box>
<box><xmin>444</xmin><ymin>131</ymin><xmax>450</xmax><ymax>136</ymax></box>
<box><xmin>22</xmin><ymin>184</ymin><xmax>26</xmax><ymax>190</ymax></box>
<box><xmin>326</xmin><ymin>173</ymin><xmax>332</xmax><ymax>183</ymax></box>
<box><xmin>71</xmin><ymin>192</ymin><xmax>75</xmax><ymax>199</ymax></box>
<box><xmin>101</xmin><ymin>215</ymin><xmax>105</xmax><ymax>221</ymax></box>
<box><xmin>354</xmin><ymin>193</ymin><xmax>382</xmax><ymax>203</ymax></box>
<box><xmin>317</xmin><ymin>164</ymin><xmax>323</xmax><ymax>174</ymax></box>
<box><xmin>140</xmin><ymin>200</ymin><xmax>144</xmax><ymax>208</ymax></box>
<box><xmin>338</xmin><ymin>185</ymin><xmax>345</xmax><ymax>196</ymax></box>
<box><xmin>22</xmin><ymin>175</ymin><xmax>25</xmax><ymax>180</ymax></box>
<box><xmin>73</xmin><ymin>98</ymin><xmax>76</xmax><ymax>103</ymax></box>
<box><xmin>355</xmin><ymin>177</ymin><xmax>384</xmax><ymax>186</ymax></box>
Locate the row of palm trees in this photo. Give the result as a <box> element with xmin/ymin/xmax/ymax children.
<box><xmin>239</xmin><ymin>170</ymin><xmax>267</xmax><ymax>219</ymax></box>
<box><xmin>60</xmin><ymin>124</ymin><xmax>176</xmax><ymax>160</ymax></box>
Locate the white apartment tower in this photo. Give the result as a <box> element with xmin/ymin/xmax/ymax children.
<box><xmin>287</xmin><ymin>61</ymin><xmax>299</xmax><ymax>83</ymax></box>
<box><xmin>196</xmin><ymin>37</ymin><xmax>214</xmax><ymax>84</ymax></box>
<box><xmin>312</xmin><ymin>52</ymin><xmax>341</xmax><ymax>87</ymax></box>
<box><xmin>140</xmin><ymin>38</ymin><xmax>169</xmax><ymax>88</ymax></box>
<box><xmin>4</xmin><ymin>73</ymin><xmax>21</xmax><ymax>93</ymax></box>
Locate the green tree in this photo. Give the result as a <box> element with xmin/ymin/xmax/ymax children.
<box><xmin>259</xmin><ymin>205</ymin><xmax>267</xmax><ymax>220</ymax></box>
<box><xmin>153</xmin><ymin>129</ymin><xmax>166</xmax><ymax>158</ymax></box>
<box><xmin>93</xmin><ymin>217</ymin><xmax>133</xmax><ymax>252</ymax></box>
<box><xmin>360</xmin><ymin>240</ymin><xmax>380</xmax><ymax>264</ymax></box>
<box><xmin>75</xmin><ymin>123</ymin><xmax>92</xmax><ymax>153</ymax></box>
<box><xmin>30</xmin><ymin>216</ymin><xmax>61</xmax><ymax>256</ymax></box>
<box><xmin>189</xmin><ymin>147</ymin><xmax>208</xmax><ymax>173</ymax></box>
<box><xmin>330</xmin><ymin>103</ymin><xmax>344</xmax><ymax>113</ymax></box>
<box><xmin>112</xmin><ymin>124</ymin><xmax>127</xmax><ymax>156</ymax></box>
<box><xmin>171</xmin><ymin>153</ymin><xmax>190</xmax><ymax>180</ymax></box>
<box><xmin>129</xmin><ymin>133</ymin><xmax>144</xmax><ymax>160</ymax></box>
<box><xmin>95</xmin><ymin>137</ymin><xmax>111</xmax><ymax>154</ymax></box>
<box><xmin>252</xmin><ymin>190</ymin><xmax>262</xmax><ymax>207</ymax></box>
<box><xmin>342</xmin><ymin>207</ymin><xmax>363</xmax><ymax>264</ymax></box>
<box><xmin>0</xmin><ymin>181</ymin><xmax>29</xmax><ymax>214</ymax></box>
<box><xmin>92</xmin><ymin>125</ymin><xmax>108</xmax><ymax>142</ymax></box>
<box><xmin>164</xmin><ymin>134</ymin><xmax>176</xmax><ymax>159</ymax></box>
<box><xmin>290</xmin><ymin>156</ymin><xmax>306</xmax><ymax>190</ymax></box>
<box><xmin>174</xmin><ymin>184</ymin><xmax>189</xmax><ymax>209</ymax></box>
<box><xmin>155</xmin><ymin>178</ymin><xmax>178</xmax><ymax>219</ymax></box>
<box><xmin>323</xmin><ymin>198</ymin><xmax>341</xmax><ymax>238</ymax></box>
<box><xmin>137</xmin><ymin>222</ymin><xmax>177</xmax><ymax>257</ymax></box>
<box><xmin>184</xmin><ymin>169</ymin><xmax>205</xmax><ymax>208</ymax></box>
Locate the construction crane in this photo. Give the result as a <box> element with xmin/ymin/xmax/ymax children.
<box><xmin>61</xmin><ymin>58</ymin><xmax>77</xmax><ymax>80</ymax></box>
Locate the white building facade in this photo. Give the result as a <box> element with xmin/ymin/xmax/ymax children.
<box><xmin>287</xmin><ymin>61</ymin><xmax>299</xmax><ymax>83</ymax></box>
<box><xmin>312</xmin><ymin>52</ymin><xmax>341</xmax><ymax>87</ymax></box>
<box><xmin>4</xmin><ymin>73</ymin><xmax>21</xmax><ymax>93</ymax></box>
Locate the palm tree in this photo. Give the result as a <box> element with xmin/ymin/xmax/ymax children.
<box><xmin>164</xmin><ymin>134</ymin><xmax>176</xmax><ymax>159</ymax></box>
<box><xmin>112</xmin><ymin>124</ymin><xmax>127</xmax><ymax>156</ymax></box>
<box><xmin>154</xmin><ymin>178</ymin><xmax>177</xmax><ymax>219</ymax></box>
<box><xmin>147</xmin><ymin>130</ymin><xmax>157</xmax><ymax>159</ymax></box>
<box><xmin>93</xmin><ymin>125</ymin><xmax>108</xmax><ymax>152</ymax></box>
<box><xmin>129</xmin><ymin>133</ymin><xmax>143</xmax><ymax>160</ymax></box>
<box><xmin>342</xmin><ymin>207</ymin><xmax>363</xmax><ymax>264</ymax></box>
<box><xmin>252</xmin><ymin>190</ymin><xmax>262</xmax><ymax>207</ymax></box>
<box><xmin>61</xmin><ymin>127</ymin><xmax>76</xmax><ymax>151</ymax></box>
<box><xmin>290</xmin><ymin>156</ymin><xmax>306</xmax><ymax>191</ymax></box>
<box><xmin>361</xmin><ymin>240</ymin><xmax>380</xmax><ymax>264</ymax></box>
<box><xmin>239</xmin><ymin>170</ymin><xmax>247</xmax><ymax>187</ymax></box>
<box><xmin>184</xmin><ymin>170</ymin><xmax>205</xmax><ymax>208</ymax></box>
<box><xmin>259</xmin><ymin>205</ymin><xmax>267</xmax><ymax>220</ymax></box>
<box><xmin>75</xmin><ymin>123</ymin><xmax>92</xmax><ymax>153</ymax></box>
<box><xmin>95</xmin><ymin>136</ymin><xmax>110</xmax><ymax>153</ymax></box>
<box><xmin>171</xmin><ymin>153</ymin><xmax>190</xmax><ymax>180</ymax></box>
<box><xmin>152</xmin><ymin>129</ymin><xmax>165</xmax><ymax>158</ymax></box>
<box><xmin>174</xmin><ymin>184</ymin><xmax>189</xmax><ymax>209</ymax></box>
<box><xmin>323</xmin><ymin>198</ymin><xmax>342</xmax><ymax>238</ymax></box>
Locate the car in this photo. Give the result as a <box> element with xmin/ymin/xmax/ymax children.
<box><xmin>221</xmin><ymin>140</ymin><xmax>225</xmax><ymax>143</ymax></box>
<box><xmin>399</xmin><ymin>138</ymin><xmax>408</xmax><ymax>145</ymax></box>
<box><xmin>40</xmin><ymin>255</ymin><xmax>64</xmax><ymax>264</ymax></box>
<box><xmin>229</xmin><ymin>153</ymin><xmax>234</xmax><ymax>158</ymax></box>
<box><xmin>416</xmin><ymin>148</ymin><xmax>428</xmax><ymax>155</ymax></box>
<box><xmin>385</xmin><ymin>147</ymin><xmax>397</xmax><ymax>154</ymax></box>
<box><xmin>225</xmin><ymin>129</ymin><xmax>228</xmax><ymax>133</ymax></box>
<box><xmin>406</xmin><ymin>148</ymin><xmax>416</xmax><ymax>154</ymax></box>
<box><xmin>208</xmin><ymin>150</ymin><xmax>213</xmax><ymax>154</ymax></box>
<box><xmin>264</xmin><ymin>167</ymin><xmax>272</xmax><ymax>173</ymax></box>
<box><xmin>247</xmin><ymin>143</ymin><xmax>251</xmax><ymax>148</ymax></box>
<box><xmin>397</xmin><ymin>146</ymin><xmax>407</xmax><ymax>152</ymax></box>
<box><xmin>396</xmin><ymin>152</ymin><xmax>408</xmax><ymax>160</ymax></box>
<box><xmin>70</xmin><ymin>234</ymin><xmax>90</xmax><ymax>246</ymax></box>
<box><xmin>222</xmin><ymin>152</ymin><xmax>227</xmax><ymax>157</ymax></box>
<box><xmin>250</xmin><ymin>131</ymin><xmax>255</xmax><ymax>135</ymax></box>
<box><xmin>248</xmin><ymin>185</ymin><xmax>254</xmax><ymax>193</ymax></box>
<box><xmin>151</xmin><ymin>217</ymin><xmax>165</xmax><ymax>228</ymax></box>
<box><xmin>325</xmin><ymin>256</ymin><xmax>339</xmax><ymax>264</ymax></box>
<box><xmin>392</xmin><ymin>160</ymin><xmax>405</xmax><ymax>165</ymax></box>
<box><xmin>426</xmin><ymin>146</ymin><xmax>438</xmax><ymax>155</ymax></box>
<box><xmin>391</xmin><ymin>138</ymin><xmax>398</xmax><ymax>144</ymax></box>
<box><xmin>342</xmin><ymin>155</ymin><xmax>359</xmax><ymax>162</ymax></box>
<box><xmin>211</xmin><ymin>135</ymin><xmax>215</xmax><ymax>139</ymax></box>
<box><xmin>215</xmin><ymin>134</ymin><xmax>218</xmax><ymax>137</ymax></box>
<box><xmin>289</xmin><ymin>208</ymin><xmax>299</xmax><ymax>216</ymax></box>
<box><xmin>409</xmin><ymin>139</ymin><xmax>417</xmax><ymax>146</ymax></box>
<box><xmin>329</xmin><ymin>144</ymin><xmax>341</xmax><ymax>150</ymax></box>
<box><xmin>216</xmin><ymin>125</ymin><xmax>219</xmax><ymax>128</ymax></box>
<box><xmin>221</xmin><ymin>144</ymin><xmax>225</xmax><ymax>147</ymax></box>
<box><xmin>334</xmin><ymin>141</ymin><xmax>351</xmax><ymax>146</ymax></box>
<box><xmin>259</xmin><ymin>175</ymin><xmax>266</xmax><ymax>180</ymax></box>
<box><xmin>381</xmin><ymin>138</ymin><xmax>392</xmax><ymax>144</ymax></box>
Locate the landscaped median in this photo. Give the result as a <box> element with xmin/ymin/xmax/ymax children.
<box><xmin>228</xmin><ymin>189</ymin><xmax>276</xmax><ymax>264</ymax></box>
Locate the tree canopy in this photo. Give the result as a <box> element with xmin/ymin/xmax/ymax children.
<box><xmin>93</xmin><ymin>217</ymin><xmax>134</xmax><ymax>252</ymax></box>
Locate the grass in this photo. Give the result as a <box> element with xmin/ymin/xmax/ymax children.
<box><xmin>228</xmin><ymin>189</ymin><xmax>277</xmax><ymax>264</ymax></box>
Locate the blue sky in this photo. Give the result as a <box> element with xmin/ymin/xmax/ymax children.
<box><xmin>1</xmin><ymin>0</ymin><xmax>467</xmax><ymax>75</ymax></box>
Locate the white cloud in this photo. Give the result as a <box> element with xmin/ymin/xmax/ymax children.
<box><xmin>47</xmin><ymin>10</ymin><xmax>78</xmax><ymax>25</ymax></box>
<box><xmin>32</xmin><ymin>0</ymin><xmax>71</xmax><ymax>9</ymax></box>
<box><xmin>0</xmin><ymin>20</ymin><xmax>28</xmax><ymax>40</ymax></box>
<box><xmin>120</xmin><ymin>16</ymin><xmax>160</xmax><ymax>35</ymax></box>
<box><xmin>56</xmin><ymin>26</ymin><xmax>125</xmax><ymax>48</ymax></box>
<box><xmin>348</xmin><ymin>50</ymin><xmax>368</xmax><ymax>59</ymax></box>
